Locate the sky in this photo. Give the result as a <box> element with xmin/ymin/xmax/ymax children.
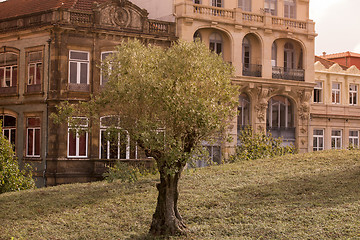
<box><xmin>310</xmin><ymin>0</ymin><xmax>360</xmax><ymax>55</ymax></box>
<box><xmin>0</xmin><ymin>0</ymin><xmax>358</xmax><ymax>55</ymax></box>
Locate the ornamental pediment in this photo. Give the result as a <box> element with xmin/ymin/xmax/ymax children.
<box><xmin>328</xmin><ymin>63</ymin><xmax>344</xmax><ymax>73</ymax></box>
<box><xmin>95</xmin><ymin>0</ymin><xmax>148</xmax><ymax>30</ymax></box>
<box><xmin>347</xmin><ymin>65</ymin><xmax>360</xmax><ymax>75</ymax></box>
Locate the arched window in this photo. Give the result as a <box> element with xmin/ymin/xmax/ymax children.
<box><xmin>284</xmin><ymin>0</ymin><xmax>296</xmax><ymax>19</ymax></box>
<box><xmin>271</xmin><ymin>42</ymin><xmax>277</xmax><ymax>66</ymax></box>
<box><xmin>1</xmin><ymin>115</ymin><xmax>16</xmax><ymax>148</ymax></box>
<box><xmin>238</xmin><ymin>0</ymin><xmax>251</xmax><ymax>12</ymax></box>
<box><xmin>193</xmin><ymin>30</ymin><xmax>202</xmax><ymax>42</ymax></box>
<box><xmin>209</xmin><ymin>33</ymin><xmax>223</xmax><ymax>55</ymax></box>
<box><xmin>0</xmin><ymin>51</ymin><xmax>18</xmax><ymax>94</ymax></box>
<box><xmin>264</xmin><ymin>0</ymin><xmax>277</xmax><ymax>15</ymax></box>
<box><xmin>238</xmin><ymin>94</ymin><xmax>250</xmax><ymax>132</ymax></box>
<box><xmin>284</xmin><ymin>42</ymin><xmax>295</xmax><ymax>70</ymax></box>
<box><xmin>267</xmin><ymin>96</ymin><xmax>293</xmax><ymax>128</ymax></box>
<box><xmin>242</xmin><ymin>37</ymin><xmax>251</xmax><ymax>71</ymax></box>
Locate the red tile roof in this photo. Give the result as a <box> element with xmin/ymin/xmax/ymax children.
<box><xmin>323</xmin><ymin>51</ymin><xmax>360</xmax><ymax>59</ymax></box>
<box><xmin>315</xmin><ymin>56</ymin><xmax>349</xmax><ymax>70</ymax></box>
<box><xmin>0</xmin><ymin>0</ymin><xmax>109</xmax><ymax>21</ymax></box>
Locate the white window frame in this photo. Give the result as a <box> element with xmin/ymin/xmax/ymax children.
<box><xmin>212</xmin><ymin>0</ymin><xmax>223</xmax><ymax>7</ymax></box>
<box><xmin>332</xmin><ymin>83</ymin><xmax>341</xmax><ymax>104</ymax></box>
<box><xmin>331</xmin><ymin>129</ymin><xmax>342</xmax><ymax>149</ymax></box>
<box><xmin>349</xmin><ymin>84</ymin><xmax>358</xmax><ymax>105</ymax></box>
<box><xmin>68</xmin><ymin>50</ymin><xmax>90</xmax><ymax>85</ymax></box>
<box><xmin>0</xmin><ymin>66</ymin><xmax>17</xmax><ymax>88</ymax></box>
<box><xmin>26</xmin><ymin>118</ymin><xmax>41</xmax><ymax>158</ymax></box>
<box><xmin>313</xmin><ymin>129</ymin><xmax>324</xmax><ymax>151</ymax></box>
<box><xmin>313</xmin><ymin>81</ymin><xmax>323</xmax><ymax>103</ymax></box>
<box><xmin>99</xmin><ymin>116</ymin><xmax>130</xmax><ymax>159</ymax></box>
<box><xmin>264</xmin><ymin>0</ymin><xmax>277</xmax><ymax>15</ymax></box>
<box><xmin>349</xmin><ymin>130</ymin><xmax>359</xmax><ymax>148</ymax></box>
<box><xmin>67</xmin><ymin>117</ymin><xmax>88</xmax><ymax>158</ymax></box>
<box><xmin>284</xmin><ymin>0</ymin><xmax>296</xmax><ymax>19</ymax></box>
<box><xmin>100</xmin><ymin>51</ymin><xmax>114</xmax><ymax>86</ymax></box>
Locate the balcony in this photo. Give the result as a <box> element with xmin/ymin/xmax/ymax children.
<box><xmin>243</xmin><ymin>64</ymin><xmax>262</xmax><ymax>77</ymax></box>
<box><xmin>178</xmin><ymin>3</ymin><xmax>315</xmax><ymax>35</ymax></box>
<box><xmin>272</xmin><ymin>67</ymin><xmax>304</xmax><ymax>81</ymax></box>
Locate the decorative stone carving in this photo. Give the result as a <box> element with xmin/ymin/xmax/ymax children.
<box><xmin>98</xmin><ymin>0</ymin><xmax>144</xmax><ymax>30</ymax></box>
<box><xmin>255</xmin><ymin>87</ymin><xmax>270</xmax><ymax>122</ymax></box>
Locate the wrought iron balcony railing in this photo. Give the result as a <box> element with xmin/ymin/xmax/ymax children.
<box><xmin>243</xmin><ymin>64</ymin><xmax>262</xmax><ymax>77</ymax></box>
<box><xmin>272</xmin><ymin>66</ymin><xmax>305</xmax><ymax>81</ymax></box>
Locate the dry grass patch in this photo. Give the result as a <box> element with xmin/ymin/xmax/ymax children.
<box><xmin>1</xmin><ymin>150</ymin><xmax>360</xmax><ymax>239</ymax></box>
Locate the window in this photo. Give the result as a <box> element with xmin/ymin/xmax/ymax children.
<box><xmin>27</xmin><ymin>51</ymin><xmax>42</xmax><ymax>93</ymax></box>
<box><xmin>332</xmin><ymin>83</ymin><xmax>340</xmax><ymax>104</ymax></box>
<box><xmin>26</xmin><ymin>117</ymin><xmax>41</xmax><ymax>157</ymax></box>
<box><xmin>349</xmin><ymin>84</ymin><xmax>357</xmax><ymax>105</ymax></box>
<box><xmin>238</xmin><ymin>0</ymin><xmax>251</xmax><ymax>11</ymax></box>
<box><xmin>242</xmin><ymin>37</ymin><xmax>251</xmax><ymax>71</ymax></box>
<box><xmin>1</xmin><ymin>115</ymin><xmax>16</xmax><ymax>149</ymax></box>
<box><xmin>68</xmin><ymin>118</ymin><xmax>88</xmax><ymax>158</ymax></box>
<box><xmin>284</xmin><ymin>0</ymin><xmax>296</xmax><ymax>19</ymax></box>
<box><xmin>267</xmin><ymin>96</ymin><xmax>293</xmax><ymax>128</ymax></box>
<box><xmin>206</xmin><ymin>145</ymin><xmax>221</xmax><ymax>164</ymax></box>
<box><xmin>313</xmin><ymin>129</ymin><xmax>324</xmax><ymax>151</ymax></box>
<box><xmin>194</xmin><ymin>0</ymin><xmax>201</xmax><ymax>3</ymax></box>
<box><xmin>209</xmin><ymin>33</ymin><xmax>223</xmax><ymax>55</ymax></box>
<box><xmin>331</xmin><ymin>130</ymin><xmax>342</xmax><ymax>149</ymax></box>
<box><xmin>349</xmin><ymin>130</ymin><xmax>359</xmax><ymax>148</ymax></box>
<box><xmin>100</xmin><ymin>116</ymin><xmax>130</xmax><ymax>159</ymax></box>
<box><xmin>193</xmin><ymin>31</ymin><xmax>202</xmax><ymax>42</ymax></box>
<box><xmin>101</xmin><ymin>51</ymin><xmax>113</xmax><ymax>86</ymax></box>
<box><xmin>313</xmin><ymin>81</ymin><xmax>323</xmax><ymax>103</ymax></box>
<box><xmin>0</xmin><ymin>51</ymin><xmax>18</xmax><ymax>93</ymax></box>
<box><xmin>264</xmin><ymin>0</ymin><xmax>277</xmax><ymax>15</ymax></box>
<box><xmin>69</xmin><ymin>50</ymin><xmax>89</xmax><ymax>91</ymax></box>
<box><xmin>212</xmin><ymin>0</ymin><xmax>223</xmax><ymax>7</ymax></box>
<box><xmin>284</xmin><ymin>42</ymin><xmax>294</xmax><ymax>70</ymax></box>
<box><xmin>271</xmin><ymin>42</ymin><xmax>277</xmax><ymax>67</ymax></box>
<box><xmin>238</xmin><ymin>94</ymin><xmax>250</xmax><ymax>132</ymax></box>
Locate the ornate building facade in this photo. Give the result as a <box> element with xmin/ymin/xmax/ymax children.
<box><xmin>133</xmin><ymin>0</ymin><xmax>316</xmax><ymax>155</ymax></box>
<box><xmin>0</xmin><ymin>0</ymin><xmax>176</xmax><ymax>186</ymax></box>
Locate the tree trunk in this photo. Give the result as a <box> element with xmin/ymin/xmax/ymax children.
<box><xmin>149</xmin><ymin>171</ymin><xmax>187</xmax><ymax>236</ymax></box>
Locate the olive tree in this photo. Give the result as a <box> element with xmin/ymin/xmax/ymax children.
<box><xmin>53</xmin><ymin>40</ymin><xmax>238</xmax><ymax>235</ymax></box>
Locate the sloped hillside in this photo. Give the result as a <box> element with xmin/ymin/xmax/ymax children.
<box><xmin>1</xmin><ymin>150</ymin><xmax>360</xmax><ymax>239</ymax></box>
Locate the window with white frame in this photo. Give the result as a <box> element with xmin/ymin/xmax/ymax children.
<box><xmin>267</xmin><ymin>96</ymin><xmax>293</xmax><ymax>128</ymax></box>
<box><xmin>332</xmin><ymin>83</ymin><xmax>340</xmax><ymax>104</ymax></box>
<box><xmin>349</xmin><ymin>84</ymin><xmax>357</xmax><ymax>105</ymax></box>
<box><xmin>313</xmin><ymin>129</ymin><xmax>324</xmax><ymax>151</ymax></box>
<box><xmin>1</xmin><ymin>115</ymin><xmax>16</xmax><ymax>148</ymax></box>
<box><xmin>331</xmin><ymin>129</ymin><xmax>342</xmax><ymax>149</ymax></box>
<box><xmin>212</xmin><ymin>0</ymin><xmax>223</xmax><ymax>7</ymax></box>
<box><xmin>284</xmin><ymin>0</ymin><xmax>296</xmax><ymax>19</ymax></box>
<box><xmin>264</xmin><ymin>0</ymin><xmax>277</xmax><ymax>15</ymax></box>
<box><xmin>209</xmin><ymin>33</ymin><xmax>223</xmax><ymax>55</ymax></box>
<box><xmin>68</xmin><ymin>117</ymin><xmax>88</xmax><ymax>158</ymax></box>
<box><xmin>100</xmin><ymin>116</ymin><xmax>130</xmax><ymax>159</ymax></box>
<box><xmin>27</xmin><ymin>51</ymin><xmax>42</xmax><ymax>92</ymax></box>
<box><xmin>238</xmin><ymin>0</ymin><xmax>251</xmax><ymax>11</ymax></box>
<box><xmin>101</xmin><ymin>51</ymin><xmax>114</xmax><ymax>86</ymax></box>
<box><xmin>314</xmin><ymin>81</ymin><xmax>323</xmax><ymax>103</ymax></box>
<box><xmin>69</xmin><ymin>50</ymin><xmax>89</xmax><ymax>86</ymax></box>
<box><xmin>26</xmin><ymin>117</ymin><xmax>41</xmax><ymax>157</ymax></box>
<box><xmin>0</xmin><ymin>52</ymin><xmax>18</xmax><ymax>89</ymax></box>
<box><xmin>349</xmin><ymin>130</ymin><xmax>359</xmax><ymax>148</ymax></box>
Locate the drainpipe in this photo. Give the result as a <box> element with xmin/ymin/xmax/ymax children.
<box><xmin>43</xmin><ymin>38</ymin><xmax>52</xmax><ymax>187</ymax></box>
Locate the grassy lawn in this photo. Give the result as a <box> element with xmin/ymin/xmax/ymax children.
<box><xmin>1</xmin><ymin>150</ymin><xmax>360</xmax><ymax>239</ymax></box>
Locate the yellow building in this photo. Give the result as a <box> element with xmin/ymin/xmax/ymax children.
<box><xmin>311</xmin><ymin>57</ymin><xmax>360</xmax><ymax>151</ymax></box>
<box><xmin>133</xmin><ymin>0</ymin><xmax>317</xmax><ymax>155</ymax></box>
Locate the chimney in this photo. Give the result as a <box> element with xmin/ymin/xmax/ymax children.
<box><xmin>322</xmin><ymin>52</ymin><xmax>326</xmax><ymax>57</ymax></box>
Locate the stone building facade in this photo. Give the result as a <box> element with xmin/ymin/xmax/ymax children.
<box><xmin>0</xmin><ymin>0</ymin><xmax>176</xmax><ymax>186</ymax></box>
<box><xmin>311</xmin><ymin>56</ymin><xmax>360</xmax><ymax>151</ymax></box>
<box><xmin>132</xmin><ymin>0</ymin><xmax>317</xmax><ymax>155</ymax></box>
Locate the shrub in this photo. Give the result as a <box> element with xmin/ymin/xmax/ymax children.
<box><xmin>228</xmin><ymin>126</ymin><xmax>296</xmax><ymax>162</ymax></box>
<box><xmin>0</xmin><ymin>125</ymin><xmax>35</xmax><ymax>194</ymax></box>
<box><xmin>103</xmin><ymin>160</ymin><xmax>158</xmax><ymax>183</ymax></box>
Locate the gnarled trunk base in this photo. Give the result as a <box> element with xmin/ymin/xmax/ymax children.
<box><xmin>149</xmin><ymin>173</ymin><xmax>187</xmax><ymax>236</ymax></box>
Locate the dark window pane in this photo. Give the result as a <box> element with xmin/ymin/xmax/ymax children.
<box><xmin>68</xmin><ymin>131</ymin><xmax>76</xmax><ymax>156</ymax></box>
<box><xmin>79</xmin><ymin>132</ymin><xmax>87</xmax><ymax>156</ymax></box>
<box><xmin>101</xmin><ymin>131</ymin><xmax>108</xmax><ymax>159</ymax></box>
<box><xmin>36</xmin><ymin>63</ymin><xmax>42</xmax><ymax>85</ymax></box>
<box><xmin>27</xmin><ymin>129</ymin><xmax>33</xmax><ymax>156</ymax></box>
<box><xmin>12</xmin><ymin>66</ymin><xmax>17</xmax><ymax>87</ymax></box>
<box><xmin>70</xmin><ymin>51</ymin><xmax>88</xmax><ymax>61</ymax></box>
<box><xmin>28</xmin><ymin>117</ymin><xmax>40</xmax><ymax>127</ymax></box>
<box><xmin>35</xmin><ymin>129</ymin><xmax>41</xmax><ymax>156</ymax></box>
<box><xmin>4</xmin><ymin>115</ymin><xmax>16</xmax><ymax>127</ymax></box>
<box><xmin>80</xmin><ymin>63</ymin><xmax>88</xmax><ymax>84</ymax></box>
<box><xmin>70</xmin><ymin>62</ymin><xmax>77</xmax><ymax>83</ymax></box>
